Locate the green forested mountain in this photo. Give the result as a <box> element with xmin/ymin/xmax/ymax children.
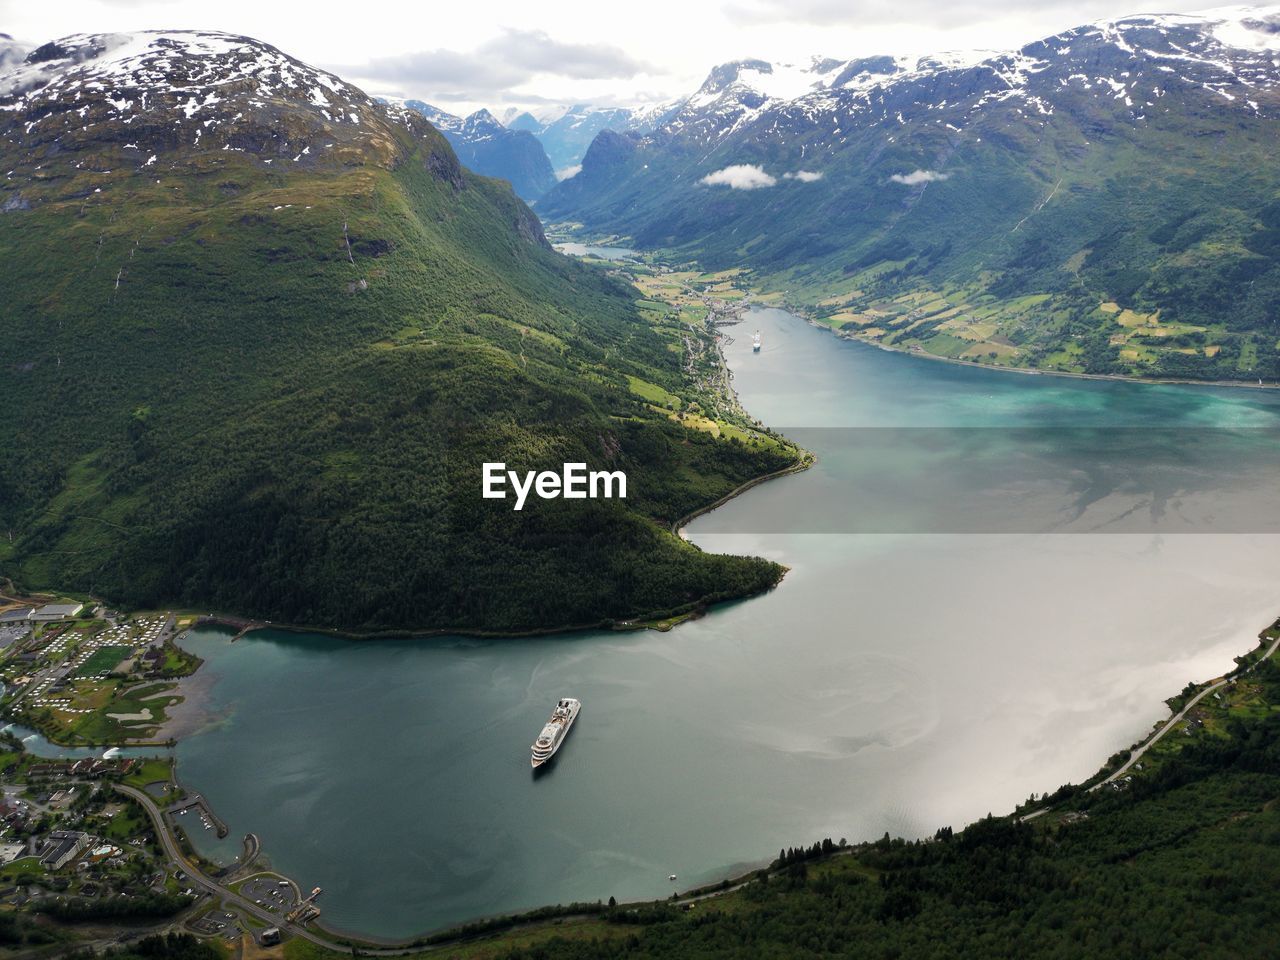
<box><xmin>0</xmin><ymin>32</ymin><xmax>799</xmax><ymax>632</ymax></box>
<box><xmin>540</xmin><ymin>9</ymin><xmax>1280</xmax><ymax>380</ymax></box>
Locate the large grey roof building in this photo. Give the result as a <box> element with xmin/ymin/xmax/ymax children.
<box><xmin>30</xmin><ymin>603</ymin><xmax>85</xmax><ymax>622</ymax></box>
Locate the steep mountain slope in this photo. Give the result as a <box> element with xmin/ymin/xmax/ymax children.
<box><xmin>541</xmin><ymin>8</ymin><xmax>1280</xmax><ymax>380</ymax></box>
<box><xmin>400</xmin><ymin>100</ymin><xmax>556</xmax><ymax>200</ymax></box>
<box><xmin>0</xmin><ymin>31</ymin><xmax>799</xmax><ymax>632</ymax></box>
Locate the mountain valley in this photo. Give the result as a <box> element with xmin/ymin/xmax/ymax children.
<box><xmin>539</xmin><ymin>9</ymin><xmax>1280</xmax><ymax>380</ymax></box>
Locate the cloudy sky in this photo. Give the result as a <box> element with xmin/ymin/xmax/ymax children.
<box><xmin>0</xmin><ymin>0</ymin><xmax>1217</xmax><ymax>115</ymax></box>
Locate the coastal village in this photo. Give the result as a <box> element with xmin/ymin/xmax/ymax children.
<box><xmin>0</xmin><ymin>597</ymin><xmax>319</xmax><ymax>955</ymax></box>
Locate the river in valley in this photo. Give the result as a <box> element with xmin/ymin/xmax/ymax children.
<box><xmin>167</xmin><ymin>305</ymin><xmax>1280</xmax><ymax>939</ymax></box>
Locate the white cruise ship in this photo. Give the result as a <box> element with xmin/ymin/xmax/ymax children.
<box><xmin>752</xmin><ymin>331</ymin><xmax>762</xmax><ymax>351</ymax></box>
<box><xmin>531</xmin><ymin>698</ymin><xmax>581</xmax><ymax>768</ymax></box>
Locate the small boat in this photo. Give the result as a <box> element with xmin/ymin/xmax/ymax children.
<box><xmin>752</xmin><ymin>331</ymin><xmax>762</xmax><ymax>352</ymax></box>
<box><xmin>531</xmin><ymin>697</ymin><xmax>581</xmax><ymax>768</ymax></box>
<box><xmin>668</xmin><ymin>874</ymin><xmax>677</xmax><ymax>881</ymax></box>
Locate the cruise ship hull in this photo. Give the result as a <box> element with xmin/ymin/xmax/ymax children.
<box><xmin>531</xmin><ymin>698</ymin><xmax>581</xmax><ymax>768</ymax></box>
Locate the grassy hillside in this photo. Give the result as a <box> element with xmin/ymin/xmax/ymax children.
<box><xmin>0</xmin><ymin>70</ymin><xmax>800</xmax><ymax>632</ymax></box>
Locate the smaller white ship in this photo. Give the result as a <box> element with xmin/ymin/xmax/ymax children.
<box><xmin>531</xmin><ymin>698</ymin><xmax>581</xmax><ymax>768</ymax></box>
<box><xmin>752</xmin><ymin>331</ymin><xmax>762</xmax><ymax>352</ymax></box>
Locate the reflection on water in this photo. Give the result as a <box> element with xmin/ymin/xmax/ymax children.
<box><xmin>171</xmin><ymin>306</ymin><xmax>1280</xmax><ymax>938</ymax></box>
<box><xmin>693</xmin><ymin>427</ymin><xmax>1280</xmax><ymax>533</ymax></box>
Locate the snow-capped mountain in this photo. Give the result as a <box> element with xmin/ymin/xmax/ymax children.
<box><xmin>656</xmin><ymin>57</ymin><xmax>866</xmax><ymax>145</ymax></box>
<box><xmin>748</xmin><ymin>6</ymin><xmax>1280</xmax><ymax>139</ymax></box>
<box><xmin>508</xmin><ymin>53</ymin><xmax>983</xmax><ymax>171</ymax></box>
<box><xmin>540</xmin><ymin>6</ymin><xmax>1280</xmax><ymax>381</ymax></box>
<box><xmin>539</xmin><ymin>5</ymin><xmax>1279</xmax><ymax>174</ymax></box>
<box><xmin>0</xmin><ymin>31</ymin><xmax>438</xmax><ymax>172</ymax></box>
<box><xmin>2</xmin><ymin>31</ymin><xmax>767</xmax><ymax>639</ymax></box>
<box><xmin>398</xmin><ymin>100</ymin><xmax>556</xmax><ymax>199</ymax></box>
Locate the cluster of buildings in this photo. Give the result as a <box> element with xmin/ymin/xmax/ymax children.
<box><xmin>1</xmin><ymin>829</ymin><xmax>126</xmax><ymax>871</ymax></box>
<box><xmin>27</xmin><ymin>759</ymin><xmax>137</xmax><ymax>780</ymax></box>
<box><xmin>0</xmin><ymin>758</ymin><xmax>145</xmax><ymax>899</ymax></box>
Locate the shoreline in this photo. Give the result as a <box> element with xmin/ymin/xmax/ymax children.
<box><xmin>670</xmin><ymin>455</ymin><xmax>814</xmax><ymax>539</ymax></box>
<box><xmin>738</xmin><ymin>287</ymin><xmax>1280</xmax><ymax>392</ymax></box>
<box><xmin>791</xmin><ymin>308</ymin><xmax>1280</xmax><ymax>392</ymax></box>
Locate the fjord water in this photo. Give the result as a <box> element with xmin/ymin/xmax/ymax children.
<box><xmin>175</xmin><ymin>306</ymin><xmax>1280</xmax><ymax>938</ymax></box>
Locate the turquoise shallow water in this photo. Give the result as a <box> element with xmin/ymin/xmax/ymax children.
<box><xmin>172</xmin><ymin>306</ymin><xmax>1280</xmax><ymax>938</ymax></box>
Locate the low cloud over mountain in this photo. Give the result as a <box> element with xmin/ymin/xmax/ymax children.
<box><xmin>341</xmin><ymin>29</ymin><xmax>652</xmax><ymax>104</ymax></box>
<box><xmin>889</xmin><ymin>169</ymin><xmax>949</xmax><ymax>185</ymax></box>
<box><xmin>701</xmin><ymin>163</ymin><xmax>776</xmax><ymax>189</ymax></box>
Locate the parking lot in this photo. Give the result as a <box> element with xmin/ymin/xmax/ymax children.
<box><xmin>239</xmin><ymin>875</ymin><xmax>299</xmax><ymax>914</ymax></box>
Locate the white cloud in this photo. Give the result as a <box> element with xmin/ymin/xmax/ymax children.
<box><xmin>335</xmin><ymin>28</ymin><xmax>652</xmax><ymax>104</ymax></box>
<box><xmin>556</xmin><ymin>164</ymin><xmax>582</xmax><ymax>180</ymax></box>
<box><xmin>783</xmin><ymin>169</ymin><xmax>824</xmax><ymax>182</ymax></box>
<box><xmin>701</xmin><ymin>164</ymin><xmax>776</xmax><ymax>190</ymax></box>
<box><xmin>889</xmin><ymin>169</ymin><xmax>950</xmax><ymax>185</ymax></box>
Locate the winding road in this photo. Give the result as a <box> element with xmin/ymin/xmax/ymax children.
<box><xmin>1101</xmin><ymin>631</ymin><xmax>1280</xmax><ymax>785</ymax></box>
<box><xmin>113</xmin><ymin>784</ymin><xmax>355</xmax><ymax>954</ymax></box>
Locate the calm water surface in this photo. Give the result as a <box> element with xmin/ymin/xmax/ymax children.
<box><xmin>551</xmin><ymin>242</ymin><xmax>638</xmax><ymax>260</ymax></box>
<box><xmin>175</xmin><ymin>306</ymin><xmax>1280</xmax><ymax>937</ymax></box>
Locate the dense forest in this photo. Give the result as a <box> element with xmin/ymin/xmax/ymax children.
<box><xmin>77</xmin><ymin>934</ymin><xmax>220</xmax><ymax>960</ymax></box>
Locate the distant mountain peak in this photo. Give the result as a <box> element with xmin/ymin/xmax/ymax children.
<box><xmin>463</xmin><ymin>107</ymin><xmax>504</xmax><ymax>134</ymax></box>
<box><xmin>399</xmin><ymin>99</ymin><xmax>555</xmax><ymax>199</ymax></box>
<box><xmin>698</xmin><ymin>58</ymin><xmax>775</xmax><ymax>95</ymax></box>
